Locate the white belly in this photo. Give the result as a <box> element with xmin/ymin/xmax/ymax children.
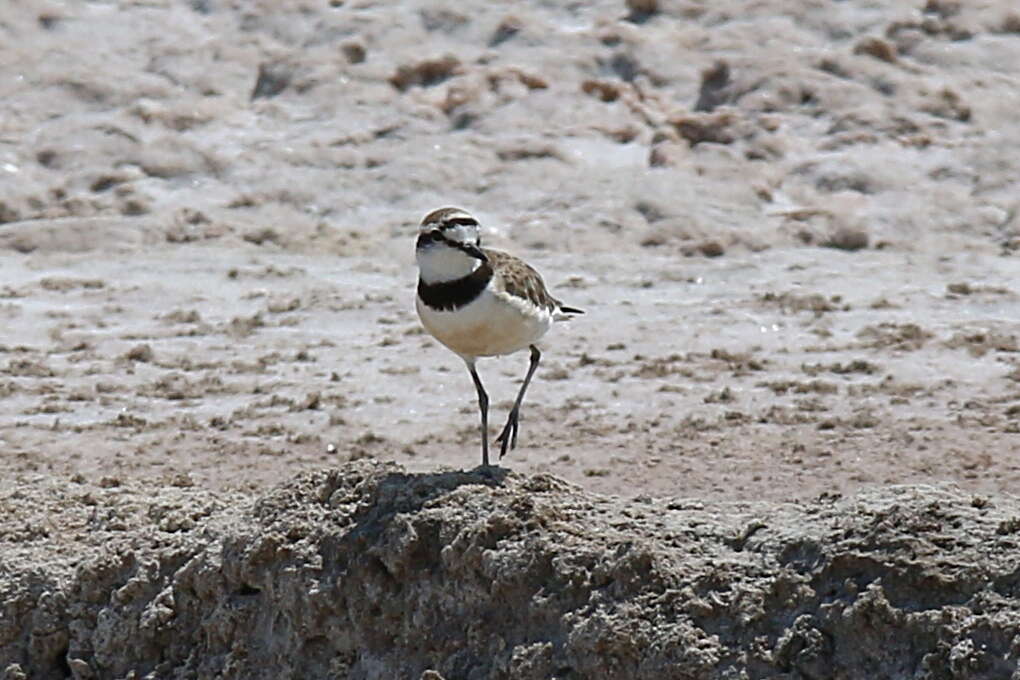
<box><xmin>417</xmin><ymin>288</ymin><xmax>553</xmax><ymax>359</ymax></box>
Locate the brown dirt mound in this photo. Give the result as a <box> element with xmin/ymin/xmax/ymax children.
<box><xmin>3</xmin><ymin>462</ymin><xmax>1018</xmax><ymax>679</ymax></box>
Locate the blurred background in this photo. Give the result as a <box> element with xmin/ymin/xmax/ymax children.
<box><xmin>1</xmin><ymin>0</ymin><xmax>1019</xmax><ymax>500</ymax></box>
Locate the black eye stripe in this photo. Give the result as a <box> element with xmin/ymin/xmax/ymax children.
<box><xmin>421</xmin><ymin>230</ymin><xmax>462</xmax><ymax>247</ymax></box>
<box><xmin>418</xmin><ymin>229</ymin><xmax>486</xmax><ymax>260</ymax></box>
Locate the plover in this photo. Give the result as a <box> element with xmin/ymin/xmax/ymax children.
<box><xmin>415</xmin><ymin>207</ymin><xmax>583</xmax><ymax>467</ymax></box>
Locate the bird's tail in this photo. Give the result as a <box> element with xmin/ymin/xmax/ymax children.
<box><xmin>554</xmin><ymin>304</ymin><xmax>584</xmax><ymax>321</ymax></box>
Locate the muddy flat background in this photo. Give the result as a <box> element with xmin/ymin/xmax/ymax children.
<box><xmin>2</xmin><ymin>0</ymin><xmax>1019</xmax><ymax>503</ymax></box>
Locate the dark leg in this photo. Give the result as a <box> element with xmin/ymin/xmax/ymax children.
<box><xmin>496</xmin><ymin>345</ymin><xmax>541</xmax><ymax>459</ymax></box>
<box><xmin>466</xmin><ymin>360</ymin><xmax>490</xmax><ymax>467</ymax></box>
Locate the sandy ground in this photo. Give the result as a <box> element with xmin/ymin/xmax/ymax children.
<box><xmin>2</xmin><ymin>0</ymin><xmax>1020</xmax><ymax>676</ymax></box>
<box><xmin>2</xmin><ymin>242</ymin><xmax>1018</xmax><ymax>503</ymax></box>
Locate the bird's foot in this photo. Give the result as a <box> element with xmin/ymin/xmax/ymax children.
<box><xmin>495</xmin><ymin>408</ymin><xmax>519</xmax><ymax>459</ymax></box>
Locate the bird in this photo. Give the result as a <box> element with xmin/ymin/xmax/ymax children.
<box><xmin>414</xmin><ymin>207</ymin><xmax>583</xmax><ymax>467</ymax></box>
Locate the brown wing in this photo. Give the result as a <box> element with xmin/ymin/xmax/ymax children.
<box><xmin>483</xmin><ymin>248</ymin><xmax>561</xmax><ymax>313</ymax></box>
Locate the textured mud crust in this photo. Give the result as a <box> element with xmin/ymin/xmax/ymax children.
<box><xmin>2</xmin><ymin>462</ymin><xmax>1019</xmax><ymax>679</ymax></box>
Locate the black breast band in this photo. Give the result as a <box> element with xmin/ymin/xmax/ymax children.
<box><xmin>418</xmin><ymin>264</ymin><xmax>493</xmax><ymax>312</ymax></box>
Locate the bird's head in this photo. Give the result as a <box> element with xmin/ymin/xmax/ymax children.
<box><xmin>416</xmin><ymin>208</ymin><xmax>488</xmax><ymax>281</ymax></box>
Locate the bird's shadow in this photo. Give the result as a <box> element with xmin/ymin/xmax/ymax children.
<box><xmin>380</xmin><ymin>464</ymin><xmax>510</xmax><ymax>506</ymax></box>
<box><xmin>344</xmin><ymin>465</ymin><xmax>511</xmax><ymax>540</ymax></box>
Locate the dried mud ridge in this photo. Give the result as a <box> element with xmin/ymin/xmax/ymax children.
<box><xmin>3</xmin><ymin>462</ymin><xmax>1019</xmax><ymax>679</ymax></box>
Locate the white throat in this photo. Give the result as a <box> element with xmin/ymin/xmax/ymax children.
<box><xmin>416</xmin><ymin>243</ymin><xmax>482</xmax><ymax>284</ymax></box>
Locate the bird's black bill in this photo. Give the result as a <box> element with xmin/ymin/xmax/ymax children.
<box><xmin>461</xmin><ymin>243</ymin><xmax>488</xmax><ymax>262</ymax></box>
